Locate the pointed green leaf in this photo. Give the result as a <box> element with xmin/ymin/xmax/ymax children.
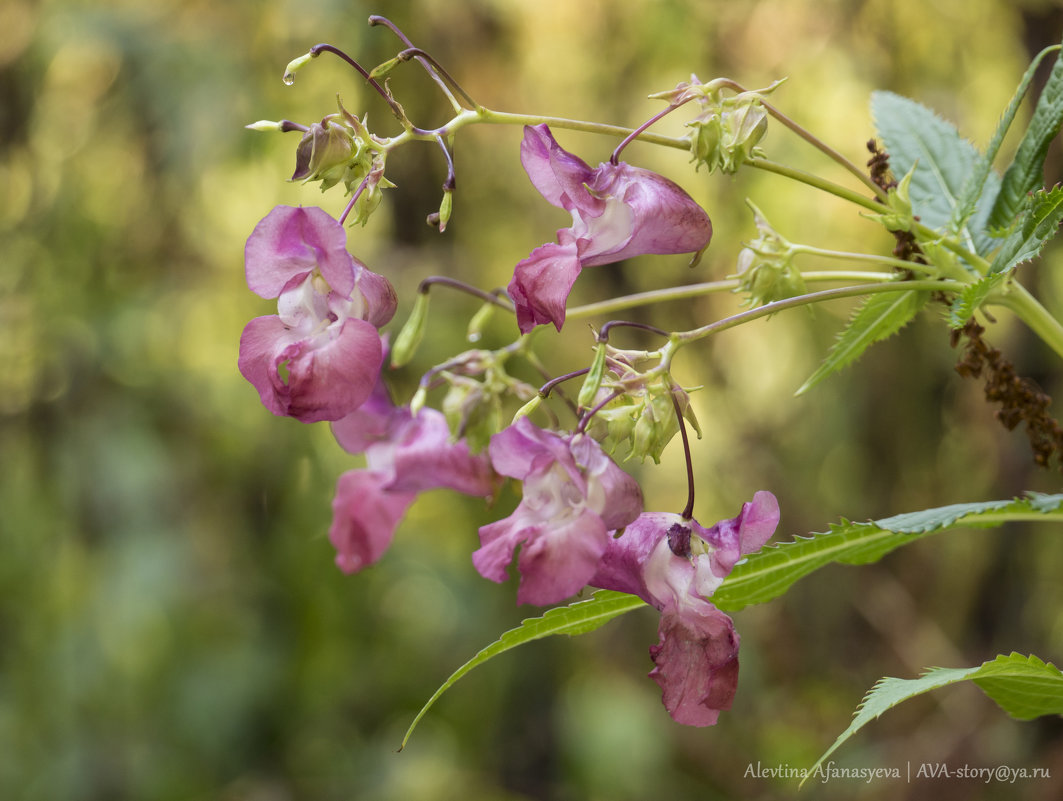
<box><xmin>805</xmin><ymin>653</ymin><xmax>1063</xmax><ymax>785</ymax></box>
<box><xmin>872</xmin><ymin>91</ymin><xmax>999</xmax><ymax>255</ymax></box>
<box><xmin>714</xmin><ymin>493</ymin><xmax>1063</xmax><ymax>612</ymax></box>
<box><xmin>948</xmin><ymin>273</ymin><xmax>1008</xmax><ymax>328</ymax></box>
<box><xmin>401</xmin><ymin>590</ymin><xmax>646</xmax><ymax>749</ymax></box>
<box><xmin>990</xmin><ymin>41</ymin><xmax>1063</xmax><ymax>230</ymax></box>
<box><xmin>988</xmin><ymin>184</ymin><xmax>1063</xmax><ymax>274</ymax></box>
<box><xmin>954</xmin><ymin>45</ymin><xmax>1061</xmax><ymax>233</ymax></box>
<box><xmin>795</xmin><ymin>289</ymin><xmax>930</xmax><ymax>396</ymax></box>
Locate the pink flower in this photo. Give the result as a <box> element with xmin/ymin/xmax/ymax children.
<box><xmin>590</xmin><ymin>491</ymin><xmax>779</xmax><ymax>726</ymax></box>
<box><xmin>328</xmin><ymin>382</ymin><xmax>495</xmax><ymax>574</ymax></box>
<box><xmin>472</xmin><ymin>418</ymin><xmax>643</xmax><ymax>606</ymax></box>
<box><xmin>238</xmin><ymin>206</ymin><xmax>397</xmax><ymax>423</ymax></box>
<box><xmin>509</xmin><ymin>124</ymin><xmax>713</xmax><ymax>333</ymax></box>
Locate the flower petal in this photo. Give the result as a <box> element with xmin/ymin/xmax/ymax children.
<box><xmin>649</xmin><ymin>604</ymin><xmax>740</xmax><ymax>727</ymax></box>
<box><xmin>282</xmin><ymin>318</ymin><xmax>383</xmax><ymax>422</ymax></box>
<box><xmin>239</xmin><ymin>315</ymin><xmax>383</xmax><ymax>423</ymax></box>
<box><xmin>584</xmin><ymin>164</ymin><xmax>712</xmax><ymax>265</ymax></box>
<box><xmin>514</xmin><ymin>506</ymin><xmax>610</xmax><ymax>605</ymax></box>
<box><xmin>385</xmin><ymin>408</ymin><xmax>495</xmax><ymax>496</ymax></box>
<box><xmin>245</xmin><ymin>205</ymin><xmax>356</xmax><ymax>298</ymax></box>
<box><xmin>329</xmin><ymin>470</ymin><xmax>416</xmax><ymax>574</ymax></box>
<box><xmin>520</xmin><ymin>124</ymin><xmax>600</xmax><ymax>214</ymax></box>
<box><xmin>508</xmin><ymin>241</ymin><xmax>582</xmax><ymax>333</ymax></box>
<box><xmin>354</xmin><ymin>260</ymin><xmax>398</xmax><ymax>328</ymax></box>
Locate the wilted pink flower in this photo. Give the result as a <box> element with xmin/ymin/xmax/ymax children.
<box><xmin>329</xmin><ymin>382</ymin><xmax>495</xmax><ymax>574</ymax></box>
<box><xmin>472</xmin><ymin>418</ymin><xmax>643</xmax><ymax>606</ymax></box>
<box><xmin>238</xmin><ymin>205</ymin><xmax>397</xmax><ymax>423</ymax></box>
<box><xmin>590</xmin><ymin>491</ymin><xmax>779</xmax><ymax>726</ymax></box>
<box><xmin>509</xmin><ymin>124</ymin><xmax>713</xmax><ymax>333</ymax></box>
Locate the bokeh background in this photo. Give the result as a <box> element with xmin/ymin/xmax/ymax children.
<box><xmin>4</xmin><ymin>0</ymin><xmax>1063</xmax><ymax>799</ymax></box>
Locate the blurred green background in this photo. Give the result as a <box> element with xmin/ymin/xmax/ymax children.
<box><xmin>4</xmin><ymin>0</ymin><xmax>1063</xmax><ymax>799</ymax></box>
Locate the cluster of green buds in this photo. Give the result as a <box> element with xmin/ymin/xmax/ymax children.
<box><xmin>734</xmin><ymin>200</ymin><xmax>808</xmax><ymax>307</ymax></box>
<box><xmin>248</xmin><ymin>97</ymin><xmax>394</xmax><ymax>226</ymax></box>
<box><xmin>654</xmin><ymin>76</ymin><xmax>783</xmax><ymax>174</ymax></box>
<box><xmin>583</xmin><ymin>349</ymin><xmax>702</xmax><ymax>464</ymax></box>
<box><xmin>411</xmin><ymin>348</ymin><xmax>538</xmax><ymax>453</ymax></box>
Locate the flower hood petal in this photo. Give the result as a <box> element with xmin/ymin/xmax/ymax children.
<box><xmin>245</xmin><ymin>205</ymin><xmax>357</xmax><ymax>299</ymax></box>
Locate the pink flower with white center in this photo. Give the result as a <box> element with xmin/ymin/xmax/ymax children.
<box><xmin>472</xmin><ymin>417</ymin><xmax>643</xmax><ymax>606</ymax></box>
<box><xmin>590</xmin><ymin>491</ymin><xmax>779</xmax><ymax>726</ymax></box>
<box><xmin>328</xmin><ymin>381</ymin><xmax>496</xmax><ymax>574</ymax></box>
<box><xmin>509</xmin><ymin>124</ymin><xmax>713</xmax><ymax>333</ymax></box>
<box><xmin>238</xmin><ymin>205</ymin><xmax>397</xmax><ymax>423</ymax></box>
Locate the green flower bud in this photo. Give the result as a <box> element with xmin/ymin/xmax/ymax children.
<box><xmin>734</xmin><ymin>200</ymin><xmax>806</xmax><ymax>307</ymax></box>
<box><xmin>466</xmin><ymin>301</ymin><xmax>496</xmax><ymax>343</ymax></box>
<box><xmin>577</xmin><ymin>342</ymin><xmax>608</xmax><ymax>410</ymax></box>
<box><xmin>282</xmin><ymin>52</ymin><xmax>314</xmax><ymax>85</ymax></box>
<box><xmin>390</xmin><ymin>291</ymin><xmax>430</xmax><ymax>368</ymax></box>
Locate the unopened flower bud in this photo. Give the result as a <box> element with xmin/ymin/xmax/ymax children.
<box><xmin>734</xmin><ymin>200</ymin><xmax>806</xmax><ymax>307</ymax></box>
<box><xmin>390</xmin><ymin>291</ymin><xmax>430</xmax><ymax>368</ymax></box>
<box><xmin>282</xmin><ymin>52</ymin><xmax>315</xmax><ymax>85</ymax></box>
<box><xmin>368</xmin><ymin>55</ymin><xmax>404</xmax><ymax>81</ymax></box>
<box><xmin>578</xmin><ymin>342</ymin><xmax>609</xmax><ymax>410</ymax></box>
<box><xmin>442</xmin><ymin>375</ymin><xmax>502</xmax><ymax>453</ymax></box>
<box><xmin>466</xmin><ymin>301</ymin><xmax>496</xmax><ymax>343</ymax></box>
<box><xmin>246</xmin><ymin>120</ymin><xmax>286</xmax><ymax>132</ymax></box>
<box><xmin>435</xmin><ymin>189</ymin><xmax>453</xmax><ymax>233</ymax></box>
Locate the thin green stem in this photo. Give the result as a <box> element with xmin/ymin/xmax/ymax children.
<box><xmin>565</xmin><ymin>271</ymin><xmax>899</xmax><ymax>320</ymax></box>
<box><xmin>990</xmin><ymin>282</ymin><xmax>1063</xmax><ymax>361</ymax></box>
<box><xmin>747</xmin><ymin>157</ymin><xmax>883</xmax><ymax>212</ymax></box>
<box><xmin>675</xmin><ymin>279</ymin><xmax>965</xmax><ymax>345</ymax></box>
<box><xmin>792</xmin><ymin>245</ymin><xmax>939</xmax><ymax>275</ymax></box>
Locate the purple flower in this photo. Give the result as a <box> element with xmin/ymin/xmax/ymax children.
<box><xmin>329</xmin><ymin>383</ymin><xmax>496</xmax><ymax>574</ymax></box>
<box><xmin>472</xmin><ymin>418</ymin><xmax>643</xmax><ymax>606</ymax></box>
<box><xmin>590</xmin><ymin>491</ymin><xmax>779</xmax><ymax>726</ymax></box>
<box><xmin>238</xmin><ymin>205</ymin><xmax>397</xmax><ymax>423</ymax></box>
<box><xmin>509</xmin><ymin>124</ymin><xmax>713</xmax><ymax>333</ymax></box>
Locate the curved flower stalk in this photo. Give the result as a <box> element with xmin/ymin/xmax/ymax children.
<box><xmin>329</xmin><ymin>380</ymin><xmax>496</xmax><ymax>574</ymax></box>
<box><xmin>590</xmin><ymin>491</ymin><xmax>780</xmax><ymax>725</ymax></box>
<box><xmin>472</xmin><ymin>417</ymin><xmax>644</xmax><ymax>605</ymax></box>
<box><xmin>238</xmin><ymin>205</ymin><xmax>397</xmax><ymax>423</ymax></box>
<box><xmin>509</xmin><ymin>124</ymin><xmax>713</xmax><ymax>333</ymax></box>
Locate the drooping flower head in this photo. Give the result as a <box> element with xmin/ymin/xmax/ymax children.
<box><xmin>509</xmin><ymin>124</ymin><xmax>713</xmax><ymax>333</ymax></box>
<box><xmin>238</xmin><ymin>205</ymin><xmax>396</xmax><ymax>423</ymax></box>
<box><xmin>591</xmin><ymin>491</ymin><xmax>780</xmax><ymax>726</ymax></box>
<box><xmin>329</xmin><ymin>380</ymin><xmax>496</xmax><ymax>574</ymax></box>
<box><xmin>472</xmin><ymin>418</ymin><xmax>644</xmax><ymax>606</ymax></box>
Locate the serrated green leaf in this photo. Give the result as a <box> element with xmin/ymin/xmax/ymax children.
<box><xmin>401</xmin><ymin>590</ymin><xmax>646</xmax><ymax>749</ymax></box>
<box><xmin>714</xmin><ymin>493</ymin><xmax>1063</xmax><ymax>612</ymax></box>
<box><xmin>804</xmin><ymin>653</ymin><xmax>1063</xmax><ymax>785</ymax></box>
<box><xmin>954</xmin><ymin>45</ymin><xmax>1061</xmax><ymax>234</ymax></box>
<box><xmin>989</xmin><ymin>185</ymin><xmax>1063</xmax><ymax>274</ymax></box>
<box><xmin>990</xmin><ymin>41</ymin><xmax>1063</xmax><ymax>230</ymax></box>
<box><xmin>872</xmin><ymin>91</ymin><xmax>999</xmax><ymax>256</ymax></box>
<box><xmin>948</xmin><ymin>273</ymin><xmax>1008</xmax><ymax>328</ymax></box>
<box><xmin>795</xmin><ymin>289</ymin><xmax>929</xmax><ymax>396</ymax></box>
<box><xmin>973</xmin><ymin>653</ymin><xmax>1063</xmax><ymax>719</ymax></box>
